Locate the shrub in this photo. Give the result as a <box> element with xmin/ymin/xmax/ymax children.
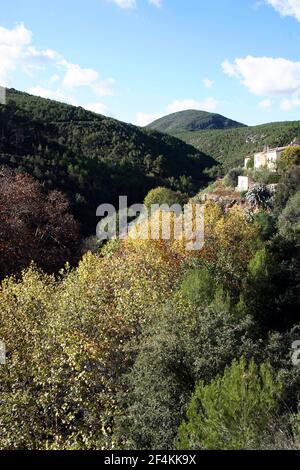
<box><xmin>252</xmin><ymin>167</ymin><xmax>279</xmax><ymax>185</ymax></box>
<box><xmin>144</xmin><ymin>187</ymin><xmax>187</xmax><ymax>211</ymax></box>
<box><xmin>0</xmin><ymin>241</ymin><xmax>181</xmax><ymax>449</ymax></box>
<box><xmin>117</xmin><ymin>292</ymin><xmax>257</xmax><ymax>450</ymax></box>
<box><xmin>224</xmin><ymin>167</ymin><xmax>243</xmax><ymax>188</ymax></box>
<box><xmin>278</xmin><ymin>191</ymin><xmax>300</xmax><ymax>244</ymax></box>
<box><xmin>179</xmin><ymin>267</ymin><xmax>216</xmax><ymax>305</ymax></box>
<box><xmin>253</xmin><ymin>211</ymin><xmax>276</xmax><ymax>241</ymax></box>
<box><xmin>278</xmin><ymin>147</ymin><xmax>300</xmax><ymax>172</ymax></box>
<box><xmin>176</xmin><ymin>357</ymin><xmax>283</xmax><ymax>450</ymax></box>
<box><xmin>274</xmin><ymin>165</ymin><xmax>300</xmax><ymax>216</ymax></box>
<box><xmin>246</xmin><ymin>185</ymin><xmax>273</xmax><ymax>210</ymax></box>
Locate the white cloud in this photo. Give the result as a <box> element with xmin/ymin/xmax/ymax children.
<box><xmin>50</xmin><ymin>74</ymin><xmax>60</xmax><ymax>83</ymax></box>
<box><xmin>62</xmin><ymin>62</ymin><xmax>116</xmax><ymax>96</ymax></box>
<box><xmin>0</xmin><ymin>23</ymin><xmax>64</xmax><ymax>86</ymax></box>
<box><xmin>0</xmin><ymin>22</ymin><xmax>32</xmax><ymax>47</ymax></box>
<box><xmin>222</xmin><ymin>55</ymin><xmax>300</xmax><ymax>96</ymax></box>
<box><xmin>281</xmin><ymin>93</ymin><xmax>300</xmax><ymax>110</ymax></box>
<box><xmin>266</xmin><ymin>0</ymin><xmax>300</xmax><ymax>22</ymax></box>
<box><xmin>83</xmin><ymin>102</ymin><xmax>108</xmax><ymax>114</ymax></box>
<box><xmin>0</xmin><ymin>22</ymin><xmax>116</xmax><ymax>110</ymax></box>
<box><xmin>149</xmin><ymin>0</ymin><xmax>163</xmax><ymax>7</ymax></box>
<box><xmin>108</xmin><ymin>0</ymin><xmax>136</xmax><ymax>8</ymax></box>
<box><xmin>222</xmin><ymin>59</ymin><xmax>239</xmax><ymax>78</ymax></box>
<box><xmin>25</xmin><ymin>46</ymin><xmax>60</xmax><ymax>62</ymax></box>
<box><xmin>27</xmin><ymin>86</ymin><xmax>77</xmax><ymax>105</ymax></box>
<box><xmin>94</xmin><ymin>77</ymin><xmax>116</xmax><ymax>97</ymax></box>
<box><xmin>259</xmin><ymin>98</ymin><xmax>273</xmax><ymax>110</ymax></box>
<box><xmin>203</xmin><ymin>78</ymin><xmax>214</xmax><ymax>89</ymax></box>
<box><xmin>0</xmin><ymin>23</ymin><xmax>32</xmax><ymax>85</ymax></box>
<box><xmin>166</xmin><ymin>97</ymin><xmax>218</xmax><ymax>113</ymax></box>
<box><xmin>108</xmin><ymin>0</ymin><xmax>161</xmax><ymax>8</ymax></box>
<box><xmin>62</xmin><ymin>62</ymin><xmax>99</xmax><ymax>88</ymax></box>
<box><xmin>134</xmin><ymin>112</ymin><xmax>163</xmax><ymax>126</ymax></box>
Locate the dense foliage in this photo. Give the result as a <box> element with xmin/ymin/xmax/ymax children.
<box><xmin>143</xmin><ymin>186</ymin><xmax>187</xmax><ymax>210</ymax></box>
<box><xmin>0</xmin><ymin>94</ymin><xmax>299</xmax><ymax>450</ymax></box>
<box><xmin>0</xmin><ymin>89</ymin><xmax>215</xmax><ymax>233</ymax></box>
<box><xmin>174</xmin><ymin>121</ymin><xmax>300</xmax><ymax>171</ymax></box>
<box><xmin>147</xmin><ymin>110</ymin><xmax>245</xmax><ymax>133</ymax></box>
<box><xmin>176</xmin><ymin>358</ymin><xmax>283</xmax><ymax>450</ymax></box>
<box><xmin>0</xmin><ymin>166</ymin><xmax>79</xmax><ymax>278</ymax></box>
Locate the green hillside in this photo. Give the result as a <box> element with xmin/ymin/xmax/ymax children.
<box><xmin>147</xmin><ymin>109</ymin><xmax>246</xmax><ymax>133</ymax></box>
<box><xmin>0</xmin><ymin>89</ymin><xmax>215</xmax><ymax>232</ymax></box>
<box><xmin>174</xmin><ymin>121</ymin><xmax>300</xmax><ymax>171</ymax></box>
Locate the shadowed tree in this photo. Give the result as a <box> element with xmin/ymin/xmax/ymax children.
<box><xmin>0</xmin><ymin>166</ymin><xmax>80</xmax><ymax>277</ymax></box>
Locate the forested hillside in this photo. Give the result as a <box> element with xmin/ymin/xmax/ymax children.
<box><xmin>147</xmin><ymin>109</ymin><xmax>245</xmax><ymax>133</ymax></box>
<box><xmin>0</xmin><ymin>89</ymin><xmax>215</xmax><ymax>232</ymax></box>
<box><xmin>1</xmin><ymin>151</ymin><xmax>299</xmax><ymax>449</ymax></box>
<box><xmin>174</xmin><ymin>121</ymin><xmax>300</xmax><ymax>171</ymax></box>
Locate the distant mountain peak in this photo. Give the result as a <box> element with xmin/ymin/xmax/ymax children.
<box><xmin>147</xmin><ymin>109</ymin><xmax>246</xmax><ymax>134</ymax></box>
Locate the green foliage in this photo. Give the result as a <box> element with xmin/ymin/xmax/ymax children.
<box><xmin>176</xmin><ymin>358</ymin><xmax>282</xmax><ymax>450</ymax></box>
<box><xmin>0</xmin><ymin>89</ymin><xmax>214</xmax><ymax>232</ymax></box>
<box><xmin>0</xmin><ymin>90</ymin><xmax>299</xmax><ymax>451</ymax></box>
<box><xmin>278</xmin><ymin>146</ymin><xmax>300</xmax><ymax>172</ymax></box>
<box><xmin>246</xmin><ymin>157</ymin><xmax>254</xmax><ymax>169</ymax></box>
<box><xmin>224</xmin><ymin>167</ymin><xmax>244</xmax><ymax>188</ymax></box>
<box><xmin>241</xmin><ymin>239</ymin><xmax>300</xmax><ymax>332</ymax></box>
<box><xmin>253</xmin><ymin>211</ymin><xmax>276</xmax><ymax>241</ymax></box>
<box><xmin>118</xmin><ymin>290</ymin><xmax>257</xmax><ymax>450</ymax></box>
<box><xmin>174</xmin><ymin>121</ymin><xmax>300</xmax><ymax>171</ymax></box>
<box><xmin>274</xmin><ymin>165</ymin><xmax>300</xmax><ymax>213</ymax></box>
<box><xmin>251</xmin><ymin>167</ymin><xmax>280</xmax><ymax>185</ymax></box>
<box><xmin>143</xmin><ymin>186</ymin><xmax>187</xmax><ymax>210</ymax></box>
<box><xmin>278</xmin><ymin>191</ymin><xmax>300</xmax><ymax>244</ymax></box>
<box><xmin>147</xmin><ymin>110</ymin><xmax>245</xmax><ymax>133</ymax></box>
<box><xmin>179</xmin><ymin>267</ymin><xmax>216</xmax><ymax>305</ymax></box>
<box><xmin>203</xmin><ymin>164</ymin><xmax>224</xmax><ymax>179</ymax></box>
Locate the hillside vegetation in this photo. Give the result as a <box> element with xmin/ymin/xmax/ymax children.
<box><xmin>147</xmin><ymin>109</ymin><xmax>245</xmax><ymax>133</ymax></box>
<box><xmin>175</xmin><ymin>121</ymin><xmax>300</xmax><ymax>171</ymax></box>
<box><xmin>0</xmin><ymin>89</ymin><xmax>215</xmax><ymax>232</ymax></box>
<box><xmin>0</xmin><ymin>92</ymin><xmax>299</xmax><ymax>451</ymax></box>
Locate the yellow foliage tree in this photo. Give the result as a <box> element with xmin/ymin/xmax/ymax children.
<box><xmin>0</xmin><ymin>241</ymin><xmax>181</xmax><ymax>449</ymax></box>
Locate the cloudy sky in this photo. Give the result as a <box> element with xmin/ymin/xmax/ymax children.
<box><xmin>1</xmin><ymin>0</ymin><xmax>300</xmax><ymax>125</ymax></box>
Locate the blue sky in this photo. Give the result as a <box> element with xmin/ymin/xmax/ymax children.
<box><xmin>1</xmin><ymin>0</ymin><xmax>300</xmax><ymax>125</ymax></box>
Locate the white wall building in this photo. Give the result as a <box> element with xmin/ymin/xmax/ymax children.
<box><xmin>254</xmin><ymin>147</ymin><xmax>286</xmax><ymax>172</ymax></box>
<box><xmin>237</xmin><ymin>176</ymin><xmax>250</xmax><ymax>192</ymax></box>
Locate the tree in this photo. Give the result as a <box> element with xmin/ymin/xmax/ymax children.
<box><xmin>224</xmin><ymin>167</ymin><xmax>243</xmax><ymax>188</ymax></box>
<box><xmin>278</xmin><ymin>146</ymin><xmax>300</xmax><ymax>172</ymax></box>
<box><xmin>144</xmin><ymin>187</ymin><xmax>187</xmax><ymax>211</ymax></box>
<box><xmin>0</xmin><ymin>166</ymin><xmax>80</xmax><ymax>278</ymax></box>
<box><xmin>0</xmin><ymin>240</ymin><xmax>181</xmax><ymax>449</ymax></box>
<box><xmin>197</xmin><ymin>204</ymin><xmax>261</xmax><ymax>293</ymax></box>
<box><xmin>278</xmin><ymin>191</ymin><xmax>300</xmax><ymax>244</ymax></box>
<box><xmin>246</xmin><ymin>185</ymin><xmax>272</xmax><ymax>210</ymax></box>
<box><xmin>274</xmin><ymin>165</ymin><xmax>300</xmax><ymax>213</ymax></box>
<box><xmin>176</xmin><ymin>358</ymin><xmax>282</xmax><ymax>450</ymax></box>
<box><xmin>117</xmin><ymin>290</ymin><xmax>256</xmax><ymax>450</ymax></box>
<box><xmin>252</xmin><ymin>167</ymin><xmax>279</xmax><ymax>185</ymax></box>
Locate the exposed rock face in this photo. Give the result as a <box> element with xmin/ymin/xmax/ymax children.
<box><xmin>200</xmin><ymin>191</ymin><xmax>252</xmax><ymax>212</ymax></box>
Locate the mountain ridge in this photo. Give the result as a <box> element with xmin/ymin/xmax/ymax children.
<box><xmin>147</xmin><ymin>109</ymin><xmax>246</xmax><ymax>133</ymax></box>
<box><xmin>0</xmin><ymin>89</ymin><xmax>215</xmax><ymax>232</ymax></box>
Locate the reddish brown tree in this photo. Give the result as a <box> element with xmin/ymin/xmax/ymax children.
<box><xmin>0</xmin><ymin>166</ymin><xmax>80</xmax><ymax>278</ymax></box>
